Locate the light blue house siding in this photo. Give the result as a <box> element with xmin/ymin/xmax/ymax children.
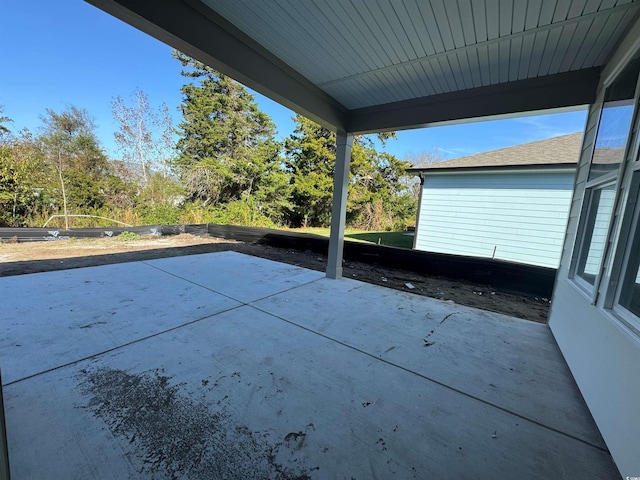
<box><xmin>414</xmin><ymin>170</ymin><xmax>575</xmax><ymax>268</ymax></box>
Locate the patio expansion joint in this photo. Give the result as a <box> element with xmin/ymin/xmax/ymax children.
<box><xmin>2</xmin><ymin>265</ymin><xmax>325</xmax><ymax>389</ymax></box>
<box><xmin>139</xmin><ymin>259</ymin><xmax>325</xmax><ymax>305</ymax></box>
<box><xmin>2</xmin><ymin>262</ymin><xmax>608</xmax><ymax>457</ymax></box>
<box><xmin>247</xmin><ymin>302</ymin><xmax>611</xmax><ymax>455</ymax></box>
<box><xmin>1</xmin><ymin>304</ymin><xmax>245</xmax><ymax>389</ymax></box>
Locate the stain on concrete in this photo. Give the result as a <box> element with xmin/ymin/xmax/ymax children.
<box><xmin>79</xmin><ymin>321</ymin><xmax>107</xmax><ymax>329</ymax></box>
<box><xmin>422</xmin><ymin>312</ymin><xmax>460</xmax><ymax>347</ymax></box>
<box><xmin>284</xmin><ymin>432</ymin><xmax>306</xmax><ymax>451</ymax></box>
<box><xmin>80</xmin><ymin>367</ymin><xmax>311</xmax><ymax>480</ymax></box>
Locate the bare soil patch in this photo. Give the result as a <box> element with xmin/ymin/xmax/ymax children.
<box><xmin>0</xmin><ymin>234</ymin><xmax>550</xmax><ymax>323</ymax></box>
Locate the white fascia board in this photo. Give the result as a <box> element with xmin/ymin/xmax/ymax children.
<box><xmin>409</xmin><ymin>167</ymin><xmax>576</xmax><ymax>177</ymax></box>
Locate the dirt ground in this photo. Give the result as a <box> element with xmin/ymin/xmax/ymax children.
<box><xmin>0</xmin><ymin>234</ymin><xmax>550</xmax><ymax>323</ymax></box>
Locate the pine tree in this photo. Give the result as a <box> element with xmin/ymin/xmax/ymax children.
<box><xmin>283</xmin><ymin>115</ymin><xmax>336</xmax><ymax>227</ymax></box>
<box><xmin>173</xmin><ymin>50</ymin><xmax>289</xmax><ymax>221</ymax></box>
<box><xmin>284</xmin><ymin>114</ymin><xmax>413</xmax><ymax>229</ymax></box>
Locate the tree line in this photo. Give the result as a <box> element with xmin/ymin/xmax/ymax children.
<box><xmin>0</xmin><ymin>51</ymin><xmax>417</xmax><ymax>230</ymax></box>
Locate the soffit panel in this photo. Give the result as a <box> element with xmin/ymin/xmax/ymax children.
<box><xmin>87</xmin><ymin>0</ymin><xmax>640</xmax><ymax>132</ymax></box>
<box><xmin>204</xmin><ymin>0</ymin><xmax>640</xmax><ymax>110</ymax></box>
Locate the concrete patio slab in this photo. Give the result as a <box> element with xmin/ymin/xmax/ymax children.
<box><xmin>0</xmin><ymin>261</ymin><xmax>241</xmax><ymax>384</ymax></box>
<box><xmin>0</xmin><ymin>252</ymin><xmax>619</xmax><ymax>479</ymax></box>
<box><xmin>252</xmin><ymin>277</ymin><xmax>606</xmax><ymax>449</ymax></box>
<box><xmin>145</xmin><ymin>250</ymin><xmax>324</xmax><ymax>303</ymax></box>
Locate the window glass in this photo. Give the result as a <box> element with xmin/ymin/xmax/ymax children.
<box><xmin>618</xmin><ymin>172</ymin><xmax>640</xmax><ymax>317</ymax></box>
<box><xmin>619</xmin><ymin>224</ymin><xmax>640</xmax><ymax>317</ymax></box>
<box><xmin>588</xmin><ymin>57</ymin><xmax>640</xmax><ymax>182</ymax></box>
<box><xmin>588</xmin><ymin>103</ymin><xmax>634</xmax><ymax>180</ymax></box>
<box><xmin>576</xmin><ymin>183</ymin><xmax>616</xmax><ymax>285</ymax></box>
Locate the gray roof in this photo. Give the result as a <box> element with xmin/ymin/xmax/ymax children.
<box><xmin>86</xmin><ymin>1</ymin><xmax>640</xmax><ymax>134</ymax></box>
<box><xmin>408</xmin><ymin>132</ymin><xmax>583</xmax><ymax>173</ymax></box>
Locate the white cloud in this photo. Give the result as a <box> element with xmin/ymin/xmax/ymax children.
<box><xmin>510</xmin><ymin>113</ymin><xmax>586</xmax><ymax>142</ymax></box>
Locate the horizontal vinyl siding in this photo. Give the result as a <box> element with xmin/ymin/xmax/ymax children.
<box><xmin>415</xmin><ymin>171</ymin><xmax>574</xmax><ymax>268</ymax></box>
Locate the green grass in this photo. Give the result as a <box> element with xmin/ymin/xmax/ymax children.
<box><xmin>289</xmin><ymin>227</ymin><xmax>414</xmax><ymax>249</ymax></box>
<box><xmin>346</xmin><ymin>231</ymin><xmax>413</xmax><ymax>249</ymax></box>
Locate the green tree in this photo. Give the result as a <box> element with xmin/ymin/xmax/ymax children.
<box><xmin>135</xmin><ymin>171</ymin><xmax>184</xmax><ymax>224</ymax></box>
<box><xmin>173</xmin><ymin>50</ymin><xmax>289</xmax><ymax>223</ymax></box>
<box><xmin>284</xmin><ymin>115</ymin><xmax>413</xmax><ymax>229</ymax></box>
<box><xmin>39</xmin><ymin>106</ymin><xmax>108</xmax><ymax>229</ymax></box>
<box><xmin>0</xmin><ymin>130</ymin><xmax>48</xmax><ymax>226</ymax></box>
<box><xmin>283</xmin><ymin>116</ymin><xmax>335</xmax><ymax>227</ymax></box>
<box><xmin>347</xmin><ymin>139</ymin><xmax>414</xmax><ymax>230</ymax></box>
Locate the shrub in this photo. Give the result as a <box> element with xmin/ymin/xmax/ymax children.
<box><xmin>117</xmin><ymin>231</ymin><xmax>140</xmax><ymax>241</ymax></box>
<box><xmin>137</xmin><ymin>204</ymin><xmax>182</xmax><ymax>225</ymax></box>
<box><xmin>180</xmin><ymin>198</ymin><xmax>278</xmax><ymax>228</ymax></box>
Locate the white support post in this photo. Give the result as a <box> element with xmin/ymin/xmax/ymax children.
<box><xmin>326</xmin><ymin>131</ymin><xmax>353</xmax><ymax>279</ymax></box>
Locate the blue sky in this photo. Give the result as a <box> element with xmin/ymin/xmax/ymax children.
<box><xmin>1</xmin><ymin>0</ymin><xmax>588</xmax><ymax>162</ymax></box>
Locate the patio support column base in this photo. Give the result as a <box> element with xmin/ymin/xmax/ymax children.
<box><xmin>326</xmin><ymin>131</ymin><xmax>353</xmax><ymax>279</ymax></box>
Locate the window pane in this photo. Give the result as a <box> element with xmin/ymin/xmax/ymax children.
<box><xmin>619</xmin><ymin>192</ymin><xmax>640</xmax><ymax>318</ymax></box>
<box><xmin>589</xmin><ymin>104</ymin><xmax>634</xmax><ymax>180</ymax></box>
<box><xmin>576</xmin><ymin>184</ymin><xmax>616</xmax><ymax>285</ymax></box>
<box><xmin>588</xmin><ymin>56</ymin><xmax>640</xmax><ymax>182</ymax></box>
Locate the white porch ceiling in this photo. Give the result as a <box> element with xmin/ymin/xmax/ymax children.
<box><xmin>87</xmin><ymin>0</ymin><xmax>640</xmax><ymax>132</ymax></box>
<box><xmin>208</xmin><ymin>0</ymin><xmax>638</xmax><ymax>108</ymax></box>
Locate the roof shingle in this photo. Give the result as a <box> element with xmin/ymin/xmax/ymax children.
<box><xmin>408</xmin><ymin>132</ymin><xmax>582</xmax><ymax>172</ymax></box>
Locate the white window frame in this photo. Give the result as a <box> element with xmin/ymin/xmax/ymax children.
<box><xmin>571</xmin><ymin>180</ymin><xmax>620</xmax><ymax>297</ymax></box>
<box><xmin>605</xmin><ymin>151</ymin><xmax>640</xmax><ymax>337</ymax></box>
<box><xmin>570</xmin><ymin>52</ymin><xmax>640</xmax><ymax>339</ymax></box>
<box><xmin>569</xmin><ymin>63</ymin><xmax>640</xmax><ymax>302</ymax></box>
<box><xmin>570</xmin><ymin>133</ymin><xmax>631</xmax><ymax>301</ymax></box>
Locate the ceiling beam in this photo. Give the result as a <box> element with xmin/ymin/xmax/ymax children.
<box><xmin>347</xmin><ymin>68</ymin><xmax>601</xmax><ymax>134</ymax></box>
<box><xmin>601</xmin><ymin>7</ymin><xmax>640</xmax><ymax>87</ymax></box>
<box><xmin>85</xmin><ymin>0</ymin><xmax>349</xmax><ymax>131</ymax></box>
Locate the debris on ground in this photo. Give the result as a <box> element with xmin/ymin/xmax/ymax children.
<box><xmin>0</xmin><ymin>234</ymin><xmax>551</xmax><ymax>323</ymax></box>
